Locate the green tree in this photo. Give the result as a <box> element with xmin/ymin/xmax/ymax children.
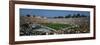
<box><xmin>72</xmin><ymin>14</ymin><xmax>76</xmax><ymax>18</ymax></box>
<box><xmin>76</xmin><ymin>13</ymin><xmax>80</xmax><ymax>17</ymax></box>
<box><xmin>65</xmin><ymin>14</ymin><xmax>71</xmax><ymax>18</ymax></box>
<box><xmin>57</xmin><ymin>16</ymin><xmax>64</xmax><ymax>18</ymax></box>
<box><xmin>26</xmin><ymin>14</ymin><xmax>30</xmax><ymax>17</ymax></box>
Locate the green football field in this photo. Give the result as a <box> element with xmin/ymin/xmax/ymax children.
<box><xmin>41</xmin><ymin>23</ymin><xmax>73</xmax><ymax>30</ymax></box>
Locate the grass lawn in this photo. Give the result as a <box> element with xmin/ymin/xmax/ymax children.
<box><xmin>41</xmin><ymin>23</ymin><xmax>90</xmax><ymax>33</ymax></box>
<box><xmin>41</xmin><ymin>23</ymin><xmax>72</xmax><ymax>30</ymax></box>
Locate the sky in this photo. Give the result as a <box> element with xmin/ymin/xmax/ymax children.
<box><xmin>20</xmin><ymin>8</ymin><xmax>90</xmax><ymax>17</ymax></box>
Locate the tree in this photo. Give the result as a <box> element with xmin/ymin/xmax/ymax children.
<box><xmin>72</xmin><ymin>13</ymin><xmax>81</xmax><ymax>18</ymax></box>
<box><xmin>65</xmin><ymin>14</ymin><xmax>71</xmax><ymax>18</ymax></box>
<box><xmin>76</xmin><ymin>13</ymin><xmax>80</xmax><ymax>17</ymax></box>
<box><xmin>26</xmin><ymin>14</ymin><xmax>30</xmax><ymax>17</ymax></box>
<box><xmin>72</xmin><ymin>14</ymin><xmax>76</xmax><ymax>18</ymax></box>
<box><xmin>65</xmin><ymin>15</ymin><xmax>68</xmax><ymax>18</ymax></box>
<box><xmin>57</xmin><ymin>16</ymin><xmax>64</xmax><ymax>18</ymax></box>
